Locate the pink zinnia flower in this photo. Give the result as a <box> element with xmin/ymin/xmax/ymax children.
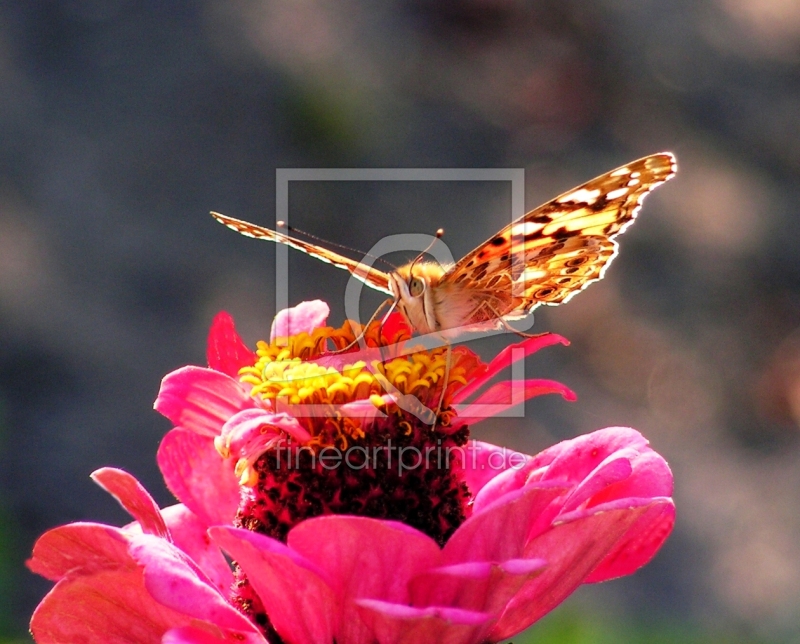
<box><xmin>28</xmin><ymin>300</ymin><xmax>675</xmax><ymax>644</ymax></box>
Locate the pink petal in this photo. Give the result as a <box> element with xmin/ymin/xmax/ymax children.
<box><xmin>527</xmin><ymin>427</ymin><xmax>650</xmax><ymax>486</ymax></box>
<box><xmin>91</xmin><ymin>468</ymin><xmax>169</xmax><ymax>539</ymax></box>
<box><xmin>580</xmin><ymin>446</ymin><xmax>675</xmax><ymax>581</ymax></box>
<box><xmin>163</xmin><ymin>626</ymin><xmax>227</xmax><ymax>644</ymax></box>
<box><xmin>559</xmin><ymin>452</ymin><xmax>634</xmax><ymax>514</ymax></box>
<box><xmin>453</xmin><ymin>379</ymin><xmax>576</xmax><ymax>427</ymax></box>
<box><xmin>163</xmin><ymin>625</ymin><xmax>265</xmax><ymax>644</ymax></box>
<box><xmin>31</xmin><ymin>568</ymin><xmax>194</xmax><ymax>644</ymax></box>
<box><xmin>489</xmin><ymin>497</ymin><xmax>671</xmax><ymax>640</ymax></box>
<box><xmin>154</xmin><ymin>366</ymin><xmax>255</xmax><ymax>438</ymax></box>
<box><xmin>288</xmin><ymin>516</ymin><xmax>442</xmax><ymax>603</ymax></box>
<box><xmin>157</xmin><ymin>428</ymin><xmax>240</xmax><ymax>527</ymax></box>
<box><xmin>210</xmin><ymin>526</ymin><xmax>338</xmax><ymax>644</ymax></box>
<box><xmin>587</xmin><ymin>448</ymin><xmax>674</xmax><ymax>506</ymax></box>
<box><xmin>471</xmin><ymin>428</ymin><xmax>657</xmax><ymax>517</ymax></box>
<box><xmin>287</xmin><ymin>516</ymin><xmax>443</xmax><ymax>644</ymax></box>
<box><xmin>452</xmin><ymin>334</ymin><xmax>569</xmax><ymax>404</ymax></box>
<box><xmin>469</xmin><ymin>464</ymin><xmax>538</xmax><ymax>515</ymax></box>
<box><xmin>270</xmin><ymin>299</ymin><xmax>330</xmax><ymax>341</ymax></box>
<box><xmin>409</xmin><ymin>558</ymin><xmax>546</xmax><ymax>619</ymax></box>
<box><xmin>459</xmin><ymin>441</ymin><xmax>530</xmax><ymax>499</ymax></box>
<box><xmin>27</xmin><ymin>523</ymin><xmax>133</xmax><ymax>581</ymax></box>
<box><xmin>443</xmin><ymin>482</ymin><xmax>567</xmax><ymax>565</ymax></box>
<box><xmin>161</xmin><ymin>504</ymin><xmax>233</xmax><ymax>594</ymax></box>
<box><xmin>128</xmin><ymin>534</ymin><xmax>256</xmax><ymax>635</ymax></box>
<box><xmin>220</xmin><ymin>408</ymin><xmax>312</xmax><ymax>461</ymax></box>
<box><xmin>585</xmin><ymin>501</ymin><xmax>676</xmax><ymax>583</ymax></box>
<box><xmin>356</xmin><ymin>599</ymin><xmax>490</xmax><ymax>644</ymax></box>
<box><xmin>206</xmin><ymin>311</ymin><xmax>257</xmax><ymax>378</ymax></box>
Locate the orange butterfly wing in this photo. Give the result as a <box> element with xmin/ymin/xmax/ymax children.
<box><xmin>441</xmin><ymin>152</ymin><xmax>677</xmax><ymax>318</ymax></box>
<box><xmin>211</xmin><ymin>212</ymin><xmax>393</xmax><ymax>295</ymax></box>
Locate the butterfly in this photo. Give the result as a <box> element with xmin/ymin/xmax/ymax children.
<box><xmin>212</xmin><ymin>152</ymin><xmax>676</xmax><ymax>338</ymax></box>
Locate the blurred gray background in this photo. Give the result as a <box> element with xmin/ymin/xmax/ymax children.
<box><xmin>2</xmin><ymin>1</ymin><xmax>800</xmax><ymax>642</ymax></box>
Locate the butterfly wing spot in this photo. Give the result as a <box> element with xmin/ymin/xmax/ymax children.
<box><xmin>557</xmin><ymin>188</ymin><xmax>602</xmax><ymax>205</ymax></box>
<box><xmin>511</xmin><ymin>222</ymin><xmax>545</xmax><ymax>236</ymax></box>
<box><xmin>605</xmin><ymin>187</ymin><xmax>631</xmax><ymax>200</ymax></box>
<box><xmin>565</xmin><ymin>256</ymin><xmax>588</xmax><ymax>267</ymax></box>
<box><xmin>485</xmin><ymin>274</ymin><xmax>507</xmax><ymax>288</ymax></box>
<box><xmin>521</xmin><ymin>268</ymin><xmax>549</xmax><ymax>281</ymax></box>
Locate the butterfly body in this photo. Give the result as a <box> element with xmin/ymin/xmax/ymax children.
<box><xmin>212</xmin><ymin>152</ymin><xmax>676</xmax><ymax>337</ymax></box>
<box><xmin>389</xmin><ymin>262</ymin><xmax>492</xmax><ymax>335</ymax></box>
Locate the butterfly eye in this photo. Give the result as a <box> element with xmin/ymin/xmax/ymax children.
<box><xmin>408</xmin><ymin>277</ymin><xmax>426</xmax><ymax>297</ymax></box>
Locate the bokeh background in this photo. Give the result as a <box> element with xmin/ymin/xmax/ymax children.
<box><xmin>2</xmin><ymin>1</ymin><xmax>800</xmax><ymax>642</ymax></box>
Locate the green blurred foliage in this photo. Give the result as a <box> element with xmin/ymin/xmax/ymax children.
<box><xmin>0</xmin><ymin>401</ymin><xmax>27</xmax><ymax>642</ymax></box>
<box><xmin>0</xmin><ymin>509</ymin><xmax>14</xmax><ymax>638</ymax></box>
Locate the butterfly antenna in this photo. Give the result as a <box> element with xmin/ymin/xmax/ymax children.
<box><xmin>409</xmin><ymin>228</ymin><xmax>444</xmax><ymax>273</ymax></box>
<box><xmin>281</xmin><ymin>223</ymin><xmax>398</xmax><ymax>272</ymax></box>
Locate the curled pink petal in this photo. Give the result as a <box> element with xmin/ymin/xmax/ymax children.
<box><xmin>453</xmin><ymin>334</ymin><xmax>569</xmax><ymax>404</ymax></box>
<box><xmin>588</xmin><ymin>447</ymin><xmax>674</xmax><ymax>506</ymax></box>
<box><xmin>206</xmin><ymin>311</ymin><xmax>257</xmax><ymax>378</ymax></box>
<box><xmin>528</xmin><ymin>426</ymin><xmax>650</xmax><ymax>485</ymax></box>
<box><xmin>155</xmin><ymin>366</ymin><xmax>255</xmax><ymax>438</ymax></box>
<box><xmin>220</xmin><ymin>408</ymin><xmax>312</xmax><ymax>461</ymax></box>
<box><xmin>91</xmin><ymin>468</ymin><xmax>169</xmax><ymax>539</ymax></box>
<box><xmin>270</xmin><ymin>299</ymin><xmax>330</xmax><ymax>341</ymax></box>
<box><xmin>559</xmin><ymin>452</ymin><xmax>634</xmax><ymax>513</ymax></box>
<box><xmin>453</xmin><ymin>379</ymin><xmax>576</xmax><ymax>427</ymax></box>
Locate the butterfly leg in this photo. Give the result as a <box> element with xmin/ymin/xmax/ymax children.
<box><xmin>433</xmin><ymin>337</ymin><xmax>452</xmax><ymax>428</ymax></box>
<box><xmin>498</xmin><ymin>318</ymin><xmax>548</xmax><ymax>340</ymax></box>
<box><xmin>482</xmin><ymin>301</ymin><xmax>548</xmax><ymax>340</ymax></box>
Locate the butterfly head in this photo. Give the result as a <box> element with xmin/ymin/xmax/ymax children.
<box><xmin>388</xmin><ymin>262</ymin><xmax>447</xmax><ymax>334</ymax></box>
